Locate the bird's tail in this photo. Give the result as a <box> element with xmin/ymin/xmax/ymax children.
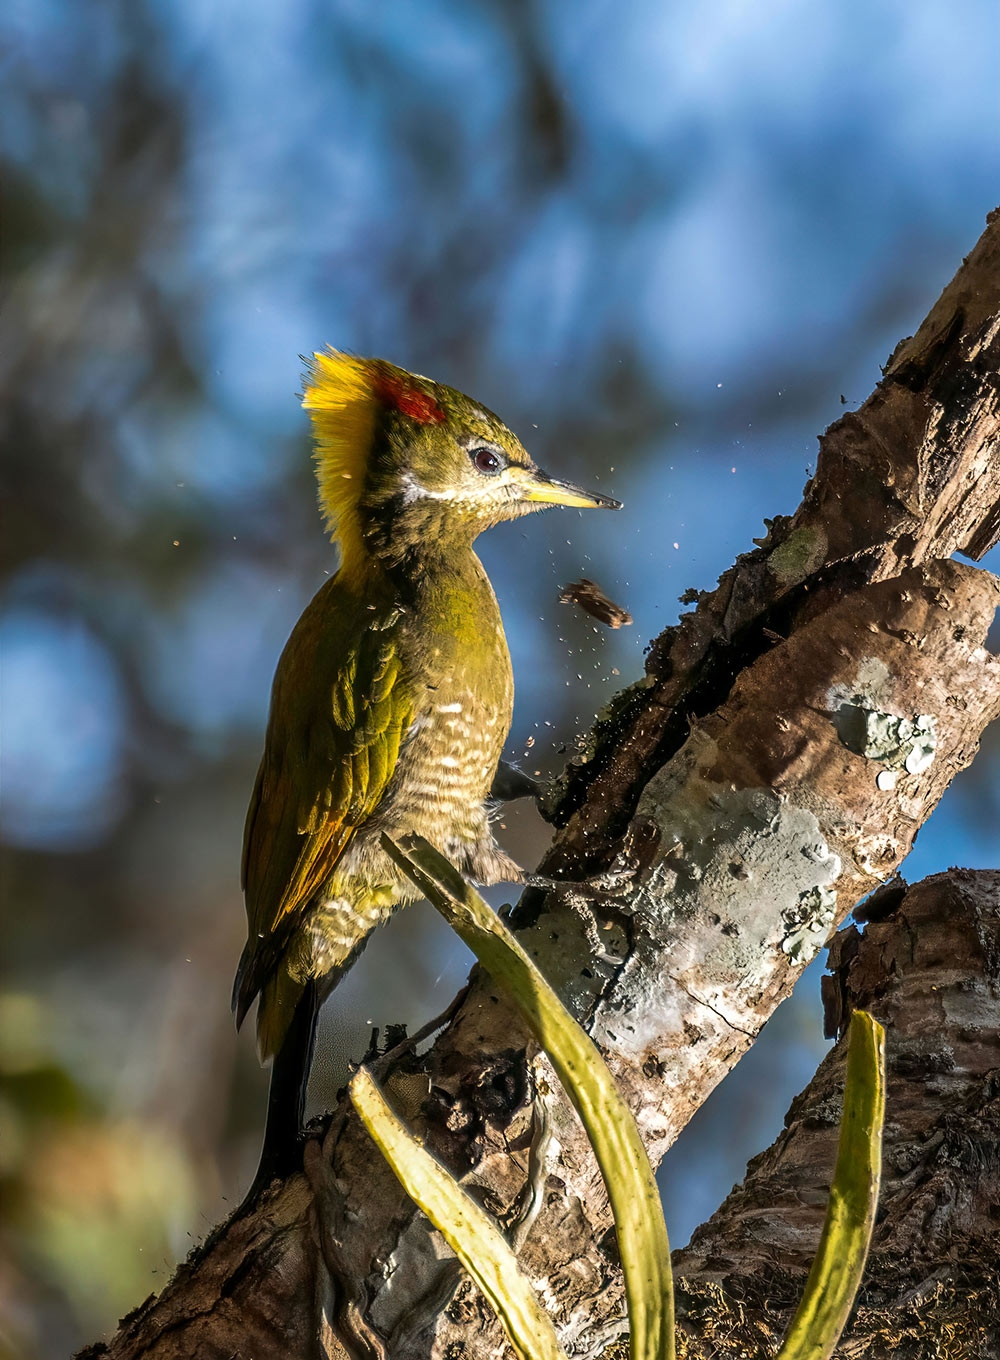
<box><xmin>242</xmin><ymin>977</ymin><xmax>320</xmax><ymax>1206</ymax></box>
<box><xmin>238</xmin><ymin>933</ymin><xmax>380</xmax><ymax>1206</ymax></box>
<box><xmin>255</xmin><ymin>965</ymin><xmax>306</xmax><ymax>1063</ymax></box>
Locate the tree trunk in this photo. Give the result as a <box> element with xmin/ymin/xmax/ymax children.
<box><xmin>673</xmin><ymin>868</ymin><xmax>1000</xmax><ymax>1360</ymax></box>
<box><xmin>81</xmin><ymin>209</ymin><xmax>1000</xmax><ymax>1360</ymax></box>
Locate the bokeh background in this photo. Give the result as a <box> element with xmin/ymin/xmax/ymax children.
<box><xmin>2</xmin><ymin>2</ymin><xmax>998</xmax><ymax>1355</ymax></box>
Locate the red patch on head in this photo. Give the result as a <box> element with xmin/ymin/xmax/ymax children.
<box><xmin>376</xmin><ymin>375</ymin><xmax>446</xmax><ymax>425</ymax></box>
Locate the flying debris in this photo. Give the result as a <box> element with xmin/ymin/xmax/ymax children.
<box><xmin>559</xmin><ymin>578</ymin><xmax>633</xmax><ymax>629</ymax></box>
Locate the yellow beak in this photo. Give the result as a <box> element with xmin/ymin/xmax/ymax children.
<box><xmin>519</xmin><ymin>470</ymin><xmax>622</xmax><ymax>510</ymax></box>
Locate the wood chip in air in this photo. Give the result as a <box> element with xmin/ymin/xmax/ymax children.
<box><xmin>558</xmin><ymin>578</ymin><xmax>633</xmax><ymax>629</ymax></box>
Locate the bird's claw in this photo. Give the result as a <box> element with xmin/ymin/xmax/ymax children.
<box><xmin>522</xmin><ymin>862</ymin><xmax>637</xmax><ymax>897</ymax></box>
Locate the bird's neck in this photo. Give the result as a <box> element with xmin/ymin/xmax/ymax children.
<box><xmin>358</xmin><ymin>491</ymin><xmax>485</xmax><ymax>574</ymax></box>
<box><xmin>352</xmin><ymin>534</ymin><xmax>501</xmax><ymax>646</ymax></box>
<box><xmin>357</xmin><ymin>512</ymin><xmax>480</xmax><ymax>592</ymax></box>
<box><xmin>390</xmin><ymin>540</ymin><xmax>490</xmax><ymax>610</ymax></box>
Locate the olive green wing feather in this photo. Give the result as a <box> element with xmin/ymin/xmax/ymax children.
<box><xmin>235</xmin><ymin>601</ymin><xmax>414</xmax><ymax>1028</ymax></box>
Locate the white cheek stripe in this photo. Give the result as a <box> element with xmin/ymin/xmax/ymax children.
<box><xmin>398</xmin><ymin>469</ymin><xmax>517</xmax><ymax>506</ymax></box>
<box><xmin>399</xmin><ymin>472</ymin><xmax>459</xmax><ymax>504</ymax></box>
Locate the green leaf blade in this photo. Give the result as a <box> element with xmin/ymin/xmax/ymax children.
<box><xmin>776</xmin><ymin>1009</ymin><xmax>886</xmax><ymax>1360</ymax></box>
<box><xmin>382</xmin><ymin>833</ymin><xmax>675</xmax><ymax>1360</ymax></box>
<box><xmin>349</xmin><ymin>1066</ymin><xmax>569</xmax><ymax>1360</ymax></box>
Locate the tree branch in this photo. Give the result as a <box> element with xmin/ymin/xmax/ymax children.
<box><xmin>82</xmin><ymin>209</ymin><xmax>1000</xmax><ymax>1360</ymax></box>
<box><xmin>673</xmin><ymin>868</ymin><xmax>1000</xmax><ymax>1360</ymax></box>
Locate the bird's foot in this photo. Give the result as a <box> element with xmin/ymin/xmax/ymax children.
<box><xmin>523</xmin><ymin>815</ymin><xmax>660</xmax><ymax>900</ymax></box>
<box><xmin>519</xmin><ymin>868</ymin><xmax>639</xmax><ymax>963</ymax></box>
<box><xmin>522</xmin><ymin>862</ymin><xmax>637</xmax><ymax>897</ymax></box>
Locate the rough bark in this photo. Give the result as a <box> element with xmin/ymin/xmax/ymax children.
<box><xmin>671</xmin><ymin>869</ymin><xmax>1000</xmax><ymax>1360</ymax></box>
<box><xmin>82</xmin><ymin>209</ymin><xmax>1000</xmax><ymax>1360</ymax></box>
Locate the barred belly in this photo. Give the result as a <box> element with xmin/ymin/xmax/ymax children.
<box><xmin>293</xmin><ymin>689</ymin><xmax>518</xmax><ymax>983</ymax></box>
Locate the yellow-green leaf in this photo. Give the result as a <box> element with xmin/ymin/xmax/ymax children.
<box><xmin>349</xmin><ymin>1066</ymin><xmax>568</xmax><ymax>1360</ymax></box>
<box><xmin>382</xmin><ymin>833</ymin><xmax>675</xmax><ymax>1360</ymax></box>
<box><xmin>776</xmin><ymin>1009</ymin><xmax>886</xmax><ymax>1360</ymax></box>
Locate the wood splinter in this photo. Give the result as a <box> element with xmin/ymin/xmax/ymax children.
<box><xmin>559</xmin><ymin>577</ymin><xmax>633</xmax><ymax>628</ymax></box>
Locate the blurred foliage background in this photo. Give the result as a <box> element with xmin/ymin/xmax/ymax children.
<box><xmin>1</xmin><ymin>2</ymin><xmax>998</xmax><ymax>1355</ymax></box>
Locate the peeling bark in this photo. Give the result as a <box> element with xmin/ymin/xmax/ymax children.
<box><xmin>81</xmin><ymin>210</ymin><xmax>1000</xmax><ymax>1360</ymax></box>
<box><xmin>672</xmin><ymin>869</ymin><xmax>1000</xmax><ymax>1360</ymax></box>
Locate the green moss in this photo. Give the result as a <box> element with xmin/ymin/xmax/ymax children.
<box><xmin>766</xmin><ymin>527</ymin><xmax>828</xmax><ymax>587</ymax></box>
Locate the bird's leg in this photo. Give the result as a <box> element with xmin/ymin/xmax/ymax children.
<box><xmin>522</xmin><ymin>815</ymin><xmax>661</xmax><ymax>898</ymax></box>
<box><xmin>524</xmin><ymin>880</ymin><xmax>636</xmax><ymax>963</ymax></box>
<box><xmin>521</xmin><ymin>865</ymin><xmax>637</xmax><ymax>895</ymax></box>
<box><xmin>517</xmin><ymin>817</ymin><xmax>666</xmax><ymax>957</ymax></box>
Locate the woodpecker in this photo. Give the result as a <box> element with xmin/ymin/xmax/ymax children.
<box><xmin>235</xmin><ymin>351</ymin><xmax>619</xmax><ymax>1193</ymax></box>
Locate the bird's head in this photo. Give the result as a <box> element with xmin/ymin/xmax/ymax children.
<box><xmin>302</xmin><ymin>350</ymin><xmax>620</xmax><ymax>577</ymax></box>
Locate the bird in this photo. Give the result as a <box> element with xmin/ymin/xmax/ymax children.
<box><xmin>234</xmin><ymin>350</ymin><xmax>620</xmax><ymax>1196</ymax></box>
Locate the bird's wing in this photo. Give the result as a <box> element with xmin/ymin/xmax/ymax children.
<box><xmin>234</xmin><ymin>596</ymin><xmax>414</xmax><ymax>1026</ymax></box>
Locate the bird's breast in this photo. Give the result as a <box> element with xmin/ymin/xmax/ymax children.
<box><xmin>375</xmin><ymin>595</ymin><xmax>513</xmax><ymax>853</ymax></box>
<box><xmin>336</xmin><ymin>555</ymin><xmax>515</xmax><ymax>883</ymax></box>
<box><xmin>395</xmin><ymin>686</ymin><xmax>509</xmax><ymax>824</ymax></box>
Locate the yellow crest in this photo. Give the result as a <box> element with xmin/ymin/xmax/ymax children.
<box><xmin>303</xmin><ymin>350</ymin><xmax>450</xmax><ymax>576</ymax></box>
<box><xmin>302</xmin><ymin>350</ymin><xmax>379</xmax><ymax>577</ymax></box>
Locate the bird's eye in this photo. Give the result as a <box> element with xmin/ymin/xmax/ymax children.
<box><xmin>471</xmin><ymin>446</ymin><xmax>504</xmax><ymax>475</ymax></box>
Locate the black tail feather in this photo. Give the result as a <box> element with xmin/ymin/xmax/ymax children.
<box><xmin>241</xmin><ymin>979</ymin><xmax>319</xmax><ymax>1206</ymax></box>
